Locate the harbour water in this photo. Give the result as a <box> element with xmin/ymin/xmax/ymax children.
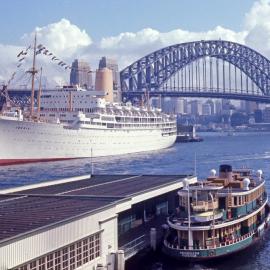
<box><xmin>1</xmin><ymin>132</ymin><xmax>270</xmax><ymax>269</ymax></box>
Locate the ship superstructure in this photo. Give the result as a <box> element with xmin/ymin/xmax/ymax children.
<box><xmin>163</xmin><ymin>165</ymin><xmax>270</xmax><ymax>261</ymax></box>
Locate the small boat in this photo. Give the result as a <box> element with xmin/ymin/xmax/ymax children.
<box><xmin>163</xmin><ymin>164</ymin><xmax>270</xmax><ymax>261</ymax></box>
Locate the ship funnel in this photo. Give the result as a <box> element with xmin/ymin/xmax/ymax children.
<box><xmin>210</xmin><ymin>169</ymin><xmax>216</xmax><ymax>176</ymax></box>
<box><xmin>243</xmin><ymin>178</ymin><xmax>250</xmax><ymax>191</ymax></box>
<box><xmin>257</xmin><ymin>169</ymin><xmax>263</xmax><ymax>180</ymax></box>
<box><xmin>95</xmin><ymin>67</ymin><xmax>114</xmax><ymax>103</ymax></box>
<box><xmin>219</xmin><ymin>164</ymin><xmax>232</xmax><ymax>180</ymax></box>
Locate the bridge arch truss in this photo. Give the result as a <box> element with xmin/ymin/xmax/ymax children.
<box><xmin>120</xmin><ymin>40</ymin><xmax>270</xmax><ymax>102</ymax></box>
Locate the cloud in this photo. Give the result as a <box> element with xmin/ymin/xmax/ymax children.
<box><xmin>244</xmin><ymin>0</ymin><xmax>270</xmax><ymax>56</ymax></box>
<box><xmin>99</xmin><ymin>26</ymin><xmax>247</xmax><ymax>63</ymax></box>
<box><xmin>244</xmin><ymin>0</ymin><xmax>270</xmax><ymax>30</ymax></box>
<box><xmin>22</xmin><ymin>18</ymin><xmax>92</xmax><ymax>55</ymax></box>
<box><xmin>0</xmin><ymin>44</ymin><xmax>23</xmax><ymax>81</ymax></box>
<box><xmin>1</xmin><ymin>0</ymin><xmax>270</xmax><ymax>88</ymax></box>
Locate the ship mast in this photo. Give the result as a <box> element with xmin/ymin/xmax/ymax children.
<box><xmin>29</xmin><ymin>33</ymin><xmax>38</xmax><ymax>117</ymax></box>
<box><xmin>37</xmin><ymin>67</ymin><xmax>42</xmax><ymax>115</ymax></box>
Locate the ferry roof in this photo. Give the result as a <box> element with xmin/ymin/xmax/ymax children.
<box><xmin>0</xmin><ymin>174</ymin><xmax>193</xmax><ymax>243</ymax></box>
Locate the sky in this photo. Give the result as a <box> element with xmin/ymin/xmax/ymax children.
<box><xmin>0</xmin><ymin>0</ymin><xmax>269</xmax><ymax>87</ymax></box>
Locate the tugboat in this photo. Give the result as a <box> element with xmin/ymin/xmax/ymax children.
<box><xmin>163</xmin><ymin>165</ymin><xmax>270</xmax><ymax>261</ymax></box>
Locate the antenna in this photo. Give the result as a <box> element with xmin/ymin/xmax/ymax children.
<box><xmin>91</xmin><ymin>148</ymin><xmax>94</xmax><ymax>176</ymax></box>
<box><xmin>194</xmin><ymin>152</ymin><xmax>197</xmax><ymax>176</ymax></box>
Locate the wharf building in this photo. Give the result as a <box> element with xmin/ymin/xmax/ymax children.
<box><xmin>70</xmin><ymin>60</ymin><xmax>93</xmax><ymax>89</ymax></box>
<box><xmin>0</xmin><ymin>174</ymin><xmax>196</xmax><ymax>270</ymax></box>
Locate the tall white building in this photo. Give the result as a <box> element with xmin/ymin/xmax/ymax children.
<box><xmin>202</xmin><ymin>103</ymin><xmax>212</xmax><ymax>115</ymax></box>
<box><xmin>215</xmin><ymin>100</ymin><xmax>222</xmax><ymax>115</ymax></box>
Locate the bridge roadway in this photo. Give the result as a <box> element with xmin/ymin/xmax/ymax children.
<box><xmin>122</xmin><ymin>89</ymin><xmax>270</xmax><ymax>103</ymax></box>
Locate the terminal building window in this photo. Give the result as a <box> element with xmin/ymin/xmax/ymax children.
<box><xmin>156</xmin><ymin>201</ymin><xmax>168</xmax><ymax>215</ymax></box>
<box><xmin>12</xmin><ymin>232</ymin><xmax>101</xmax><ymax>270</ymax></box>
<box><xmin>118</xmin><ymin>214</ymin><xmax>136</xmax><ymax>235</ymax></box>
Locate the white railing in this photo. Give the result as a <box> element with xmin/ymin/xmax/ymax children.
<box><xmin>164</xmin><ymin>231</ymin><xmax>254</xmax><ymax>251</ymax></box>
<box><xmin>120</xmin><ymin>234</ymin><xmax>146</xmax><ymax>259</ymax></box>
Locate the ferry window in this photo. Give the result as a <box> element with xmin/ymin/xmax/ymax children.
<box><xmin>234</xmin><ymin>196</ymin><xmax>237</xmax><ymax>206</ymax></box>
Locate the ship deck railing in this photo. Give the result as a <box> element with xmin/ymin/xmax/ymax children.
<box><xmin>169</xmin><ymin>196</ymin><xmax>267</xmax><ymax>227</ymax></box>
<box><xmin>164</xmin><ymin>230</ymin><xmax>255</xmax><ymax>251</ymax></box>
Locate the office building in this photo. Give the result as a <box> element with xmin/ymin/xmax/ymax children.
<box><xmin>70</xmin><ymin>59</ymin><xmax>92</xmax><ymax>89</ymax></box>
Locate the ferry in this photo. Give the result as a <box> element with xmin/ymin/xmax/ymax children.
<box><xmin>163</xmin><ymin>164</ymin><xmax>270</xmax><ymax>261</ymax></box>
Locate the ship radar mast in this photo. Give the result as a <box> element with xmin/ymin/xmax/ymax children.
<box><xmin>28</xmin><ymin>32</ymin><xmax>38</xmax><ymax>117</ymax></box>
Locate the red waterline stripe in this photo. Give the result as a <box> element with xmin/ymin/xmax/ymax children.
<box><xmin>0</xmin><ymin>158</ymin><xmax>78</xmax><ymax>166</ymax></box>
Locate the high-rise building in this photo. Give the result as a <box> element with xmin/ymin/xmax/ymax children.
<box><xmin>202</xmin><ymin>103</ymin><xmax>211</xmax><ymax>115</ymax></box>
<box><xmin>70</xmin><ymin>59</ymin><xmax>92</xmax><ymax>89</ymax></box>
<box><xmin>162</xmin><ymin>97</ymin><xmax>172</xmax><ymax>114</ymax></box>
<box><xmin>263</xmin><ymin>107</ymin><xmax>270</xmax><ymax>123</ymax></box>
<box><xmin>174</xmin><ymin>98</ymin><xmax>185</xmax><ymax>114</ymax></box>
<box><xmin>189</xmin><ymin>100</ymin><xmax>202</xmax><ymax>115</ymax></box>
<box><xmin>240</xmin><ymin>101</ymin><xmax>258</xmax><ymax>113</ymax></box>
<box><xmin>205</xmin><ymin>100</ymin><xmax>215</xmax><ymax>115</ymax></box>
<box><xmin>98</xmin><ymin>57</ymin><xmax>121</xmax><ymax>102</ymax></box>
<box><xmin>215</xmin><ymin>100</ymin><xmax>222</xmax><ymax>115</ymax></box>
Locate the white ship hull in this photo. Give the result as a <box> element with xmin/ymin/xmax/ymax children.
<box><xmin>0</xmin><ymin>118</ymin><xmax>176</xmax><ymax>165</ymax></box>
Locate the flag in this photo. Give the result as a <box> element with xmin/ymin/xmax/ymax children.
<box><xmin>17</xmin><ymin>51</ymin><xmax>24</xmax><ymax>57</ymax></box>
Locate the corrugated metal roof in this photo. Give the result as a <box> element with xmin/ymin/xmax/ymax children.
<box><xmin>0</xmin><ymin>174</ymin><xmax>189</xmax><ymax>242</ymax></box>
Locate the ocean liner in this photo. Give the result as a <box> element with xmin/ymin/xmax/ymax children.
<box><xmin>0</xmin><ymin>37</ymin><xmax>176</xmax><ymax>166</ymax></box>
<box><xmin>163</xmin><ymin>165</ymin><xmax>270</xmax><ymax>261</ymax></box>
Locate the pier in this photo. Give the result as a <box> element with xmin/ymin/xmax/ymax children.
<box><xmin>0</xmin><ymin>174</ymin><xmax>197</xmax><ymax>270</ymax></box>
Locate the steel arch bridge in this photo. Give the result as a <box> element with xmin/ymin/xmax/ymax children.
<box><xmin>120</xmin><ymin>40</ymin><xmax>270</xmax><ymax>103</ymax></box>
